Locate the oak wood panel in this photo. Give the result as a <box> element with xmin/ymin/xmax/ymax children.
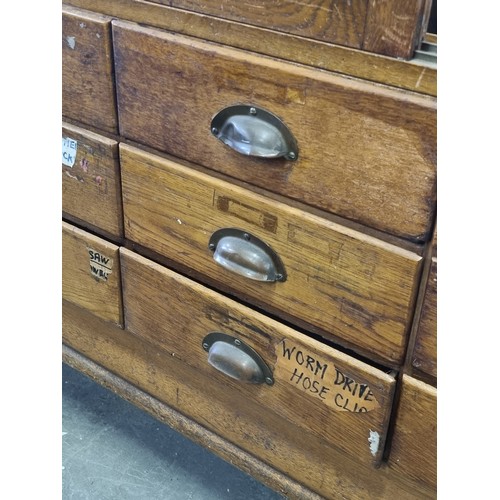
<box><xmin>148</xmin><ymin>0</ymin><xmax>368</xmax><ymax>49</ymax></box>
<box><xmin>62</xmin><ymin>222</ymin><xmax>123</xmax><ymax>326</ymax></box>
<box><xmin>62</xmin><ymin>344</ymin><xmax>323</xmax><ymax>500</ymax></box>
<box><xmin>411</xmin><ymin>258</ymin><xmax>437</xmax><ymax>378</ymax></box>
<box><xmin>62</xmin><ymin>300</ymin><xmax>436</xmax><ymax>499</ymax></box>
<box><xmin>62</xmin><ymin>5</ymin><xmax>117</xmax><ymax>134</ymax></box>
<box><xmin>363</xmin><ymin>0</ymin><xmax>431</xmax><ymax>59</ymax></box>
<box><xmin>121</xmin><ymin>248</ymin><xmax>396</xmax><ymax>466</ymax></box>
<box><xmin>62</xmin><ymin>123</ymin><xmax>123</xmax><ymax>239</ymax></box>
<box><xmin>64</xmin><ymin>0</ymin><xmax>436</xmax><ymax>96</ymax></box>
<box><xmin>113</xmin><ymin>20</ymin><xmax>437</xmax><ymax>241</ymax></box>
<box><xmin>388</xmin><ymin>375</ymin><xmax>437</xmax><ymax>492</ymax></box>
<box><xmin>120</xmin><ymin>144</ymin><xmax>422</xmax><ymax>365</ymax></box>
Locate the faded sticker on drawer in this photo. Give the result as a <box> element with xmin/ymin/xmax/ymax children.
<box><xmin>87</xmin><ymin>247</ymin><xmax>113</xmax><ymax>281</ymax></box>
<box><xmin>62</xmin><ymin>137</ymin><xmax>78</xmax><ymax>167</ymax></box>
<box><xmin>275</xmin><ymin>339</ymin><xmax>379</xmax><ymax>412</ymax></box>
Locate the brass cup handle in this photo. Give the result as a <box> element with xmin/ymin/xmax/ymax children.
<box><xmin>202</xmin><ymin>333</ymin><xmax>274</xmax><ymax>385</ymax></box>
<box><xmin>208</xmin><ymin>228</ymin><xmax>286</xmax><ymax>282</ymax></box>
<box><xmin>210</xmin><ymin>105</ymin><xmax>298</xmax><ymax>161</ymax></box>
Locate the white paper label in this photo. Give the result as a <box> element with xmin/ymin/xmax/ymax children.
<box><xmin>62</xmin><ymin>137</ymin><xmax>78</xmax><ymax>167</ymax></box>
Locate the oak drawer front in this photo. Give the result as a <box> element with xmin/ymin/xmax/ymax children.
<box><xmin>146</xmin><ymin>0</ymin><xmax>368</xmax><ymax>49</ymax></box>
<box><xmin>62</xmin><ymin>221</ymin><xmax>123</xmax><ymax>326</ymax></box>
<box><xmin>412</xmin><ymin>257</ymin><xmax>437</xmax><ymax>379</ymax></box>
<box><xmin>62</xmin><ymin>123</ymin><xmax>123</xmax><ymax>239</ymax></box>
<box><xmin>120</xmin><ymin>144</ymin><xmax>421</xmax><ymax>365</ymax></box>
<box><xmin>388</xmin><ymin>375</ymin><xmax>437</xmax><ymax>491</ymax></box>
<box><xmin>121</xmin><ymin>247</ymin><xmax>396</xmax><ymax>466</ymax></box>
<box><xmin>112</xmin><ymin>20</ymin><xmax>436</xmax><ymax>241</ymax></box>
<box><xmin>62</xmin><ymin>5</ymin><xmax>117</xmax><ymax>134</ymax></box>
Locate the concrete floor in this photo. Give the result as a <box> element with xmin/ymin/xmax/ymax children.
<box><xmin>62</xmin><ymin>363</ymin><xmax>284</xmax><ymax>500</ymax></box>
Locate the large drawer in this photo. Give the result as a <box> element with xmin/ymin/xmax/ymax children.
<box><xmin>120</xmin><ymin>143</ymin><xmax>422</xmax><ymax>365</ymax></box>
<box><xmin>62</xmin><ymin>122</ymin><xmax>123</xmax><ymax>240</ymax></box>
<box><xmin>62</xmin><ymin>5</ymin><xmax>117</xmax><ymax>134</ymax></box>
<box><xmin>62</xmin><ymin>221</ymin><xmax>123</xmax><ymax>326</ymax></box>
<box><xmin>112</xmin><ymin>19</ymin><xmax>436</xmax><ymax>241</ymax></box>
<box><xmin>388</xmin><ymin>375</ymin><xmax>437</xmax><ymax>492</ymax></box>
<box><xmin>120</xmin><ymin>248</ymin><xmax>397</xmax><ymax>467</ymax></box>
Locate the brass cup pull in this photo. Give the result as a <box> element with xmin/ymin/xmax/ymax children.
<box><xmin>202</xmin><ymin>333</ymin><xmax>274</xmax><ymax>385</ymax></box>
<box><xmin>208</xmin><ymin>228</ymin><xmax>286</xmax><ymax>282</ymax></box>
<box><xmin>210</xmin><ymin>105</ymin><xmax>298</xmax><ymax>161</ymax></box>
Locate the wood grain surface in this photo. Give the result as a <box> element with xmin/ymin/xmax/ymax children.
<box><xmin>121</xmin><ymin>248</ymin><xmax>396</xmax><ymax>466</ymax></box>
<box><xmin>62</xmin><ymin>122</ymin><xmax>123</xmax><ymax>238</ymax></box>
<box><xmin>147</xmin><ymin>0</ymin><xmax>367</xmax><ymax>49</ymax></box>
<box><xmin>388</xmin><ymin>374</ymin><xmax>437</xmax><ymax>491</ymax></box>
<box><xmin>120</xmin><ymin>144</ymin><xmax>423</xmax><ymax>365</ymax></box>
<box><xmin>63</xmin><ymin>300</ymin><xmax>436</xmax><ymax>499</ymax></box>
<box><xmin>62</xmin><ymin>222</ymin><xmax>123</xmax><ymax>326</ymax></box>
<box><xmin>363</xmin><ymin>0</ymin><xmax>432</xmax><ymax>59</ymax></box>
<box><xmin>113</xmin><ymin>20</ymin><xmax>436</xmax><ymax>241</ymax></box>
<box><xmin>62</xmin><ymin>5</ymin><xmax>117</xmax><ymax>134</ymax></box>
<box><xmin>411</xmin><ymin>257</ymin><xmax>437</xmax><ymax>378</ymax></box>
<box><xmin>64</xmin><ymin>0</ymin><xmax>436</xmax><ymax>96</ymax></box>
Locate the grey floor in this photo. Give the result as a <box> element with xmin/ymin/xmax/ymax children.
<box><xmin>62</xmin><ymin>363</ymin><xmax>285</xmax><ymax>500</ymax></box>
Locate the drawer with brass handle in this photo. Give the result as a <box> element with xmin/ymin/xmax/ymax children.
<box><xmin>112</xmin><ymin>19</ymin><xmax>436</xmax><ymax>241</ymax></box>
<box><xmin>120</xmin><ymin>143</ymin><xmax>422</xmax><ymax>366</ymax></box>
<box><xmin>120</xmin><ymin>247</ymin><xmax>396</xmax><ymax>467</ymax></box>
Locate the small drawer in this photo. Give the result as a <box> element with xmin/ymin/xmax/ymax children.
<box><xmin>120</xmin><ymin>247</ymin><xmax>396</xmax><ymax>467</ymax></box>
<box><xmin>112</xmin><ymin>20</ymin><xmax>436</xmax><ymax>241</ymax></box>
<box><xmin>62</xmin><ymin>123</ymin><xmax>123</xmax><ymax>240</ymax></box>
<box><xmin>62</xmin><ymin>5</ymin><xmax>117</xmax><ymax>134</ymax></box>
<box><xmin>388</xmin><ymin>375</ymin><xmax>437</xmax><ymax>491</ymax></box>
<box><xmin>62</xmin><ymin>221</ymin><xmax>123</xmax><ymax>326</ymax></box>
<box><xmin>411</xmin><ymin>257</ymin><xmax>437</xmax><ymax>379</ymax></box>
<box><xmin>120</xmin><ymin>144</ymin><xmax>421</xmax><ymax>365</ymax></box>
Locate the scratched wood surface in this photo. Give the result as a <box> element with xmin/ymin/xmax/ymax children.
<box><xmin>120</xmin><ymin>144</ymin><xmax>422</xmax><ymax>365</ymax></box>
<box><xmin>121</xmin><ymin>248</ymin><xmax>396</xmax><ymax>466</ymax></box>
<box><xmin>113</xmin><ymin>20</ymin><xmax>437</xmax><ymax>241</ymax></box>
<box><xmin>62</xmin><ymin>5</ymin><xmax>117</xmax><ymax>134</ymax></box>
<box><xmin>363</xmin><ymin>0</ymin><xmax>433</xmax><ymax>59</ymax></box>
<box><xmin>147</xmin><ymin>0</ymin><xmax>368</xmax><ymax>49</ymax></box>
<box><xmin>388</xmin><ymin>375</ymin><xmax>437</xmax><ymax>492</ymax></box>
<box><xmin>64</xmin><ymin>0</ymin><xmax>436</xmax><ymax>96</ymax></box>
<box><xmin>63</xmin><ymin>300</ymin><xmax>436</xmax><ymax>499</ymax></box>
<box><xmin>411</xmin><ymin>257</ymin><xmax>437</xmax><ymax>379</ymax></box>
<box><xmin>62</xmin><ymin>222</ymin><xmax>123</xmax><ymax>326</ymax></box>
<box><xmin>62</xmin><ymin>123</ymin><xmax>123</xmax><ymax>239</ymax></box>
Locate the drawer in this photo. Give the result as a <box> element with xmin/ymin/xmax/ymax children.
<box><xmin>120</xmin><ymin>144</ymin><xmax>422</xmax><ymax>365</ymax></box>
<box><xmin>388</xmin><ymin>375</ymin><xmax>437</xmax><ymax>491</ymax></box>
<box><xmin>62</xmin><ymin>123</ymin><xmax>123</xmax><ymax>239</ymax></box>
<box><xmin>143</xmin><ymin>1</ymin><xmax>429</xmax><ymax>59</ymax></box>
<box><xmin>112</xmin><ymin>19</ymin><xmax>436</xmax><ymax>241</ymax></box>
<box><xmin>62</xmin><ymin>221</ymin><xmax>123</xmax><ymax>326</ymax></box>
<box><xmin>120</xmin><ymin>247</ymin><xmax>396</xmax><ymax>467</ymax></box>
<box><xmin>62</xmin><ymin>5</ymin><xmax>117</xmax><ymax>134</ymax></box>
<box><xmin>411</xmin><ymin>257</ymin><xmax>437</xmax><ymax>379</ymax></box>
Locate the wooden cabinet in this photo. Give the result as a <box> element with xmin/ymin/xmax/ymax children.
<box><xmin>62</xmin><ymin>1</ymin><xmax>437</xmax><ymax>497</ymax></box>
